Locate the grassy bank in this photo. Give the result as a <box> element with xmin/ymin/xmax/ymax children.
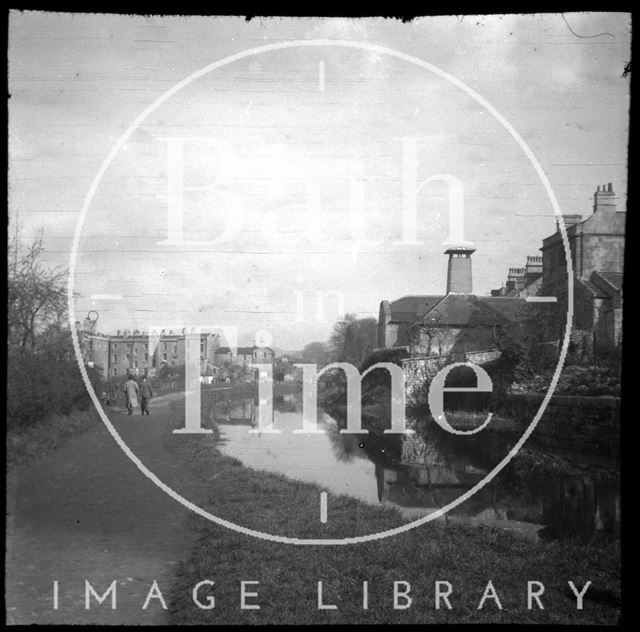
<box><xmin>7</xmin><ymin>407</ymin><xmax>102</xmax><ymax>470</ymax></box>
<box><xmin>167</xmin><ymin>424</ymin><xmax>620</xmax><ymax>625</ymax></box>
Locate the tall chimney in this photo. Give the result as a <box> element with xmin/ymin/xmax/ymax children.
<box><xmin>445</xmin><ymin>247</ymin><xmax>475</xmax><ymax>294</ymax></box>
<box><xmin>593</xmin><ymin>182</ymin><xmax>617</xmax><ymax>213</ymax></box>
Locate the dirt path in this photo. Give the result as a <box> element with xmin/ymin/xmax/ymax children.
<box><xmin>6</xmin><ymin>392</ymin><xmax>211</xmax><ymax>625</ymax></box>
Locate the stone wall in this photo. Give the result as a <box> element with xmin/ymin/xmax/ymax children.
<box><xmin>401</xmin><ymin>391</ymin><xmax>619</xmax><ymax>469</ymax></box>
<box><xmin>402</xmin><ymin>350</ymin><xmax>502</xmax><ymax>402</ymax></box>
<box><xmin>582</xmin><ymin>234</ymin><xmax>625</xmax><ymax>277</ymax></box>
<box><xmin>402</xmin><ymin>356</ymin><xmax>451</xmax><ymax>401</ymax></box>
<box><xmin>496</xmin><ymin>393</ymin><xmax>620</xmax><ymax>465</ymax></box>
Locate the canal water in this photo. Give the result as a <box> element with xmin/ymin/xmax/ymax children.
<box><xmin>208</xmin><ymin>390</ymin><xmax>619</xmax><ymax>542</ymax></box>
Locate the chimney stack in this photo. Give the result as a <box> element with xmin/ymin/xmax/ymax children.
<box><xmin>593</xmin><ymin>182</ymin><xmax>617</xmax><ymax>213</ymax></box>
<box><xmin>507</xmin><ymin>267</ymin><xmax>526</xmax><ymax>292</ymax></box>
<box><xmin>445</xmin><ymin>247</ymin><xmax>475</xmax><ymax>294</ymax></box>
<box><xmin>525</xmin><ymin>255</ymin><xmax>543</xmax><ymax>285</ymax></box>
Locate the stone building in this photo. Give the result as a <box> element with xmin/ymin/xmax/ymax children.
<box><xmin>540</xmin><ymin>182</ymin><xmax>624</xmax><ymax>357</ymax></box>
<box><xmin>106</xmin><ymin>329</ymin><xmax>180</xmax><ymax>378</ymax></box>
<box><xmin>378</xmin><ymin>247</ymin><xmax>539</xmax><ymax>359</ymax></box>
<box><xmin>97</xmin><ymin>329</ymin><xmax>217</xmax><ymax>378</ymax></box>
<box><xmin>77</xmin><ymin>320</ymin><xmax>274</xmax><ymax>381</ymax></box>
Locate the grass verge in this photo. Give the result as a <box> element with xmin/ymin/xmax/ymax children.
<box><xmin>166</xmin><ymin>429</ymin><xmax>620</xmax><ymax>625</ymax></box>
<box><xmin>7</xmin><ymin>407</ymin><xmax>102</xmax><ymax>471</ymax></box>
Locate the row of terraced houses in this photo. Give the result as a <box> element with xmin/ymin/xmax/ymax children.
<box><xmin>76</xmin><ymin>325</ymin><xmax>274</xmax><ymax>381</ymax></box>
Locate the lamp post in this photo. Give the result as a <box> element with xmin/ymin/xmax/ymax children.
<box><xmin>83</xmin><ymin>310</ymin><xmax>99</xmax><ymax>368</ymax></box>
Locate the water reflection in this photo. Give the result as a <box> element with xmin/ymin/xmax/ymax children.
<box><xmin>210</xmin><ymin>391</ymin><xmax>381</xmax><ymax>506</ymax></box>
<box><xmin>208</xmin><ymin>391</ymin><xmax>619</xmax><ymax>541</ymax></box>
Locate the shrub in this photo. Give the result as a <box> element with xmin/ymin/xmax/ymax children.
<box><xmin>7</xmin><ymin>350</ymin><xmax>101</xmax><ymax>430</ymax></box>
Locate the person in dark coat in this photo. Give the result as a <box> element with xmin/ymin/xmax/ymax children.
<box><xmin>140</xmin><ymin>377</ymin><xmax>154</xmax><ymax>415</ymax></box>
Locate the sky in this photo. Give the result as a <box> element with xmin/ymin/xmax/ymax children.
<box><xmin>8</xmin><ymin>12</ymin><xmax>631</xmax><ymax>350</ymax></box>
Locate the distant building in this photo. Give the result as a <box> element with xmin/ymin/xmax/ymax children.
<box><xmin>491</xmin><ymin>256</ymin><xmax>544</xmax><ymax>298</ymax></box>
<box><xmin>107</xmin><ymin>328</ymin><xmax>189</xmax><ymax>378</ymax></box>
<box><xmin>213</xmin><ymin>345</ymin><xmax>274</xmax><ymax>366</ymax></box>
<box><xmin>77</xmin><ymin>321</ymin><xmax>276</xmax><ymax>382</ymax></box>
<box><xmin>77</xmin><ymin>328</ymin><xmax>218</xmax><ymax>379</ymax></box>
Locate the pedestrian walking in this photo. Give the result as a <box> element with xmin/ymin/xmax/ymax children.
<box><xmin>140</xmin><ymin>377</ymin><xmax>153</xmax><ymax>415</ymax></box>
<box><xmin>123</xmin><ymin>375</ymin><xmax>139</xmax><ymax>415</ymax></box>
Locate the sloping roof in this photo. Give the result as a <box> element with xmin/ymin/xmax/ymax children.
<box><xmin>386</xmin><ymin>293</ymin><xmax>535</xmax><ymax>328</ymax></box>
<box><xmin>422</xmin><ymin>294</ymin><xmax>513</xmax><ymax>327</ymax></box>
<box><xmin>595</xmin><ymin>271</ymin><xmax>623</xmax><ymax>292</ymax></box>
<box><xmin>482</xmin><ymin>296</ymin><xmax>535</xmax><ymax>322</ymax></box>
<box><xmin>215</xmin><ymin>347</ymin><xmax>232</xmax><ymax>354</ymax></box>
<box><xmin>542</xmin><ymin>210</ymin><xmax>625</xmax><ymax>251</ymax></box>
<box><xmin>579</xmin><ymin>209</ymin><xmax>626</xmax><ymax>235</ymax></box>
<box><xmin>578</xmin><ymin>279</ymin><xmax>605</xmax><ymax>297</ymax></box>
<box><xmin>583</xmin><ymin>272</ymin><xmax>623</xmax><ymax>300</ymax></box>
<box><xmin>389</xmin><ymin>295</ymin><xmax>444</xmax><ymax>323</ymax></box>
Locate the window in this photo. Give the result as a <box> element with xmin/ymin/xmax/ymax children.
<box><xmin>171</xmin><ymin>360</ymin><xmax>176</xmax><ymax>366</ymax></box>
<box><xmin>113</xmin><ymin>354</ymin><xmax>118</xmax><ymax>363</ymax></box>
<box><xmin>126</xmin><ymin>353</ymin><xmax>130</xmax><ymax>362</ymax></box>
<box><xmin>144</xmin><ymin>353</ymin><xmax>148</xmax><ymax>361</ymax></box>
<box><xmin>163</xmin><ymin>353</ymin><xmax>167</xmax><ymax>361</ymax></box>
<box><xmin>163</xmin><ymin>342</ymin><xmax>167</xmax><ymax>351</ymax></box>
<box><xmin>112</xmin><ymin>368</ymin><xmax>117</xmax><ymax>376</ymax></box>
<box><xmin>172</xmin><ymin>343</ymin><xmax>178</xmax><ymax>354</ymax></box>
<box><xmin>134</xmin><ymin>346</ymin><xmax>138</xmax><ymax>355</ymax></box>
<box><xmin>134</xmin><ymin>361</ymin><xmax>138</xmax><ymax>368</ymax></box>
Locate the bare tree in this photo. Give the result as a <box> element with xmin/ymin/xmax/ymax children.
<box><xmin>408</xmin><ymin>311</ymin><xmax>459</xmax><ymax>358</ymax></box>
<box><xmin>8</xmin><ymin>228</ymin><xmax>69</xmax><ymax>353</ymax></box>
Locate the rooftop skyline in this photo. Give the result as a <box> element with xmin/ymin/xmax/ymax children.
<box><xmin>9</xmin><ymin>12</ymin><xmax>630</xmax><ymax>348</ymax></box>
